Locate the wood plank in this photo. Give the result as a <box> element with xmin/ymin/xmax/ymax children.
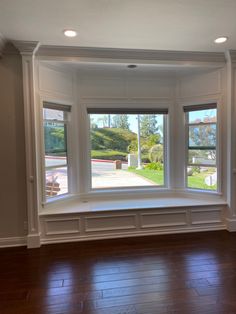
<box><xmin>1</xmin><ymin>230</ymin><xmax>236</xmax><ymax>314</ymax></box>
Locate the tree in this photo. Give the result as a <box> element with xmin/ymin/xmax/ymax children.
<box><xmin>146</xmin><ymin>134</ymin><xmax>161</xmax><ymax>147</ymax></box>
<box><xmin>44</xmin><ymin>124</ymin><xmax>66</xmax><ymax>154</ymax></box>
<box><xmin>90</xmin><ymin>117</ymin><xmax>98</xmax><ymax>129</ymax></box>
<box><xmin>112</xmin><ymin>114</ymin><xmax>130</xmax><ymax>130</ymax></box>
<box><xmin>189</xmin><ymin>116</ymin><xmax>216</xmax><ymax>160</ymax></box>
<box><xmin>98</xmin><ymin>115</ymin><xmax>108</xmax><ymax>128</ymax></box>
<box><xmin>140</xmin><ymin>115</ymin><xmax>158</xmax><ymax>137</ymax></box>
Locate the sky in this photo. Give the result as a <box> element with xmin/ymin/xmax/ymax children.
<box><xmin>90</xmin><ymin>114</ymin><xmax>164</xmax><ymax>134</ymax></box>
<box><xmin>188</xmin><ymin>109</ymin><xmax>216</xmax><ymax>123</ymax></box>
<box><xmin>89</xmin><ymin>109</ymin><xmax>216</xmax><ymax>135</ymax></box>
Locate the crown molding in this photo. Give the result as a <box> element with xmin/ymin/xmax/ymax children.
<box><xmin>37</xmin><ymin>45</ymin><xmax>226</xmax><ymax>64</ymax></box>
<box><xmin>0</xmin><ymin>33</ymin><xmax>6</xmax><ymax>57</ymax></box>
<box><xmin>228</xmin><ymin>50</ymin><xmax>236</xmax><ymax>64</ymax></box>
<box><xmin>12</xmin><ymin>40</ymin><xmax>40</xmax><ymax>56</ymax></box>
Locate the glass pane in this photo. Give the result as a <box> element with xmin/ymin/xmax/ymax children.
<box><xmin>44</xmin><ymin>122</ymin><xmax>67</xmax><ymax>155</ymax></box>
<box><xmin>45</xmin><ymin>155</ymin><xmax>67</xmax><ymax>168</ymax></box>
<box><xmin>44</xmin><ymin>119</ymin><xmax>69</xmax><ymax>198</ymax></box>
<box><xmin>188</xmin><ymin>149</ymin><xmax>216</xmax><ymax>166</ymax></box>
<box><xmin>90</xmin><ymin>113</ymin><xmax>165</xmax><ymax>189</ymax></box>
<box><xmin>187</xmin><ymin>166</ymin><xmax>217</xmax><ymax>191</ymax></box>
<box><xmin>43</xmin><ymin>108</ymin><xmax>65</xmax><ymax>121</ymax></box>
<box><xmin>189</xmin><ymin>124</ymin><xmax>216</xmax><ymax>148</ymax></box>
<box><xmin>46</xmin><ymin>167</ymin><xmax>68</xmax><ymax>197</ymax></box>
<box><xmin>188</xmin><ymin>109</ymin><xmax>217</xmax><ymax>124</ymax></box>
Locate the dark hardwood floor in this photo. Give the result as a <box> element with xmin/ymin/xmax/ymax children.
<box><xmin>1</xmin><ymin>231</ymin><xmax>236</xmax><ymax>313</ymax></box>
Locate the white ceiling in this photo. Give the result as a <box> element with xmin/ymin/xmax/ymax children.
<box><xmin>46</xmin><ymin>61</ymin><xmax>220</xmax><ymax>78</ymax></box>
<box><xmin>0</xmin><ymin>0</ymin><xmax>236</xmax><ymax>52</ymax></box>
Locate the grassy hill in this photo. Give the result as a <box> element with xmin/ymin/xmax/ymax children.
<box><xmin>91</xmin><ymin>127</ymin><xmax>137</xmax><ymax>161</ymax></box>
<box><xmin>91</xmin><ymin>128</ymin><xmax>136</xmax><ymax>151</ymax></box>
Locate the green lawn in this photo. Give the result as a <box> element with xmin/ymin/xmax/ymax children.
<box><xmin>127</xmin><ymin>169</ymin><xmax>164</xmax><ymax>185</ymax></box>
<box><xmin>188</xmin><ymin>171</ymin><xmax>217</xmax><ymax>191</ymax></box>
<box><xmin>91</xmin><ymin>150</ymin><xmax>127</xmax><ymax>161</ymax></box>
<box><xmin>127</xmin><ymin>168</ymin><xmax>217</xmax><ymax>190</ymax></box>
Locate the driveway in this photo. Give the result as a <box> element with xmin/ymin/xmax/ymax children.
<box><xmin>45</xmin><ymin>157</ymin><xmax>155</xmax><ymax>192</ymax></box>
<box><xmin>92</xmin><ymin>161</ymin><xmax>155</xmax><ymax>188</ymax></box>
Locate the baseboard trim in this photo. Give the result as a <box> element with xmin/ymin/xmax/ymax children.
<box><xmin>226</xmin><ymin>218</ymin><xmax>236</xmax><ymax>232</ymax></box>
<box><xmin>0</xmin><ymin>236</ymin><xmax>27</xmax><ymax>248</ymax></box>
<box><xmin>40</xmin><ymin>225</ymin><xmax>226</xmax><ymax>245</ymax></box>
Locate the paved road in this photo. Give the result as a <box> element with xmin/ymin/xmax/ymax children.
<box><xmin>45</xmin><ymin>157</ymin><xmax>154</xmax><ymax>190</ymax></box>
<box><xmin>92</xmin><ymin>161</ymin><xmax>128</xmax><ymax>171</ymax></box>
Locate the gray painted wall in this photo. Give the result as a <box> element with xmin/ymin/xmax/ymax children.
<box><xmin>0</xmin><ymin>50</ymin><xmax>27</xmax><ymax>238</ymax></box>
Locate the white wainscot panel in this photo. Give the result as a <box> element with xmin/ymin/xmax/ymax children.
<box><xmin>140</xmin><ymin>210</ymin><xmax>188</xmax><ymax>228</ymax></box>
<box><xmin>178</xmin><ymin>70</ymin><xmax>221</xmax><ymax>98</ymax></box>
<box><xmin>39</xmin><ymin>64</ymin><xmax>73</xmax><ymax>97</ymax></box>
<box><xmin>127</xmin><ymin>78</ymin><xmax>173</xmax><ymax>98</ymax></box>
<box><xmin>79</xmin><ymin>78</ymin><xmax>125</xmax><ymax>98</ymax></box>
<box><xmin>190</xmin><ymin>208</ymin><xmax>223</xmax><ymax>225</ymax></box>
<box><xmin>44</xmin><ymin>218</ymin><xmax>80</xmax><ymax>235</ymax></box>
<box><xmin>85</xmin><ymin>214</ymin><xmax>137</xmax><ymax>232</ymax></box>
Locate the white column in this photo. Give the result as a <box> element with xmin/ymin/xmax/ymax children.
<box><xmin>13</xmin><ymin>41</ymin><xmax>41</xmax><ymax>248</ymax></box>
<box><xmin>225</xmin><ymin>50</ymin><xmax>236</xmax><ymax>231</ymax></box>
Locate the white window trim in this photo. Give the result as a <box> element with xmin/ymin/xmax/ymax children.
<box><xmin>40</xmin><ymin>98</ymin><xmax>76</xmax><ymax>205</ymax></box>
<box><xmin>183</xmin><ymin>101</ymin><xmax>222</xmax><ymax>194</ymax></box>
<box><xmin>84</xmin><ymin>103</ymin><xmax>170</xmax><ymax>195</ymax></box>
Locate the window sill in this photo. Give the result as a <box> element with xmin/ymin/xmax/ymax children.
<box><xmin>39</xmin><ymin>191</ymin><xmax>227</xmax><ymax>216</ymax></box>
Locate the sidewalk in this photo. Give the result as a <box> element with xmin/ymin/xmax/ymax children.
<box><xmin>92</xmin><ymin>169</ymin><xmax>155</xmax><ymax>188</ymax></box>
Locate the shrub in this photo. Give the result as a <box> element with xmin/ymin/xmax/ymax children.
<box><xmin>91</xmin><ymin>150</ymin><xmax>127</xmax><ymax>161</ymax></box>
<box><xmin>192</xmin><ymin>166</ymin><xmax>201</xmax><ymax>173</ymax></box>
<box><xmin>145</xmin><ymin>162</ymin><xmax>163</xmax><ymax>171</ymax></box>
<box><xmin>149</xmin><ymin>144</ymin><xmax>163</xmax><ymax>163</ymax></box>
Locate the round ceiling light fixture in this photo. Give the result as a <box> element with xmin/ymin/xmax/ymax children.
<box><xmin>127</xmin><ymin>64</ymin><xmax>137</xmax><ymax>69</ymax></box>
<box><xmin>63</xmin><ymin>29</ymin><xmax>77</xmax><ymax>38</ymax></box>
<box><xmin>214</xmin><ymin>36</ymin><xmax>228</xmax><ymax>44</ymax></box>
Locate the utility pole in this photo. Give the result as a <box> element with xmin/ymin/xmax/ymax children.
<box><xmin>137</xmin><ymin>114</ymin><xmax>142</xmax><ymax>169</ymax></box>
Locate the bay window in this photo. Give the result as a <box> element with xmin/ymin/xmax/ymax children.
<box><xmin>40</xmin><ymin>101</ymin><xmax>221</xmax><ymax>206</ymax></box>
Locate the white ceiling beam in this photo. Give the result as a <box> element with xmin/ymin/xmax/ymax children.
<box><xmin>37</xmin><ymin>45</ymin><xmax>226</xmax><ymax>65</ymax></box>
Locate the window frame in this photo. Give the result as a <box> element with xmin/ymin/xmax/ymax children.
<box><xmin>41</xmin><ymin>101</ymin><xmax>73</xmax><ymax>204</ymax></box>
<box><xmin>86</xmin><ymin>105</ymin><xmax>170</xmax><ymax>194</ymax></box>
<box><xmin>184</xmin><ymin>103</ymin><xmax>220</xmax><ymax>193</ymax></box>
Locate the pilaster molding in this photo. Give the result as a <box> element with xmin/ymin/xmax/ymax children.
<box><xmin>27</xmin><ymin>233</ymin><xmax>41</xmax><ymax>248</ymax></box>
<box><xmin>12</xmin><ymin>40</ymin><xmax>40</xmax><ymax>56</ymax></box>
<box><xmin>0</xmin><ymin>33</ymin><xmax>6</xmax><ymax>57</ymax></box>
<box><xmin>226</xmin><ymin>218</ymin><xmax>236</xmax><ymax>232</ymax></box>
<box><xmin>37</xmin><ymin>45</ymin><xmax>226</xmax><ymax>64</ymax></box>
<box><xmin>15</xmin><ymin>40</ymin><xmax>41</xmax><ymax>248</ymax></box>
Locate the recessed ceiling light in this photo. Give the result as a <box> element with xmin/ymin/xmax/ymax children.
<box><xmin>214</xmin><ymin>36</ymin><xmax>228</xmax><ymax>44</ymax></box>
<box><xmin>127</xmin><ymin>64</ymin><xmax>137</xmax><ymax>69</ymax></box>
<box><xmin>63</xmin><ymin>29</ymin><xmax>77</xmax><ymax>38</ymax></box>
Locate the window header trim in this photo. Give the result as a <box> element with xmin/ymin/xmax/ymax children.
<box><xmin>183</xmin><ymin>103</ymin><xmax>217</xmax><ymax>113</ymax></box>
<box><xmin>87</xmin><ymin>108</ymin><xmax>168</xmax><ymax>114</ymax></box>
<box><xmin>43</xmin><ymin>102</ymin><xmax>71</xmax><ymax>112</ymax></box>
